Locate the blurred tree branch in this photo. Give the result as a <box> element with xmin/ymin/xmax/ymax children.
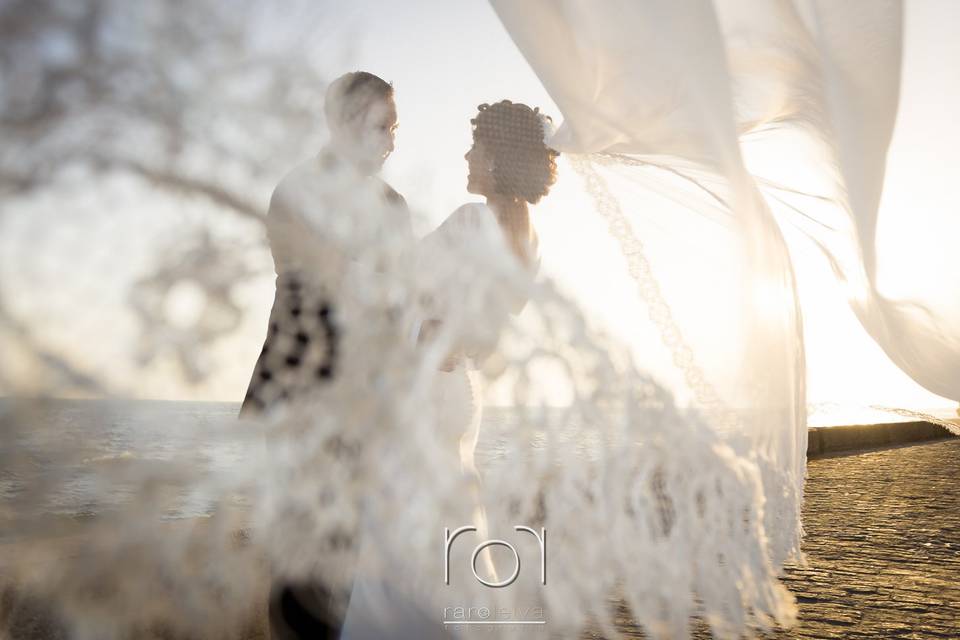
<box><xmin>0</xmin><ymin>0</ymin><xmax>342</xmax><ymax>393</ymax></box>
<box><xmin>0</xmin><ymin>0</ymin><xmax>334</xmax><ymax>221</ymax></box>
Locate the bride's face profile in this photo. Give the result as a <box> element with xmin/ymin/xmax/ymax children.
<box><xmin>465</xmin><ymin>140</ymin><xmax>494</xmax><ymax>196</ymax></box>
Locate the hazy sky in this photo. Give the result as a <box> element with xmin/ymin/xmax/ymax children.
<box><xmin>3</xmin><ymin>0</ymin><xmax>956</xmax><ymax>418</ymax></box>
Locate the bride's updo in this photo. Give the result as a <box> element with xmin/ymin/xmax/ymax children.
<box><xmin>471</xmin><ymin>100</ymin><xmax>560</xmax><ymax>204</ymax></box>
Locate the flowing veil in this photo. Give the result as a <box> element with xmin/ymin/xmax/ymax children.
<box><xmin>2</xmin><ymin>1</ymin><xmax>959</xmax><ymax>639</ymax></box>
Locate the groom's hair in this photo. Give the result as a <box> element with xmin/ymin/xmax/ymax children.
<box><xmin>324</xmin><ymin>71</ymin><xmax>394</xmax><ymax>132</ymax></box>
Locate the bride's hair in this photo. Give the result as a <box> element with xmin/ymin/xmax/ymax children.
<box><xmin>471</xmin><ymin>100</ymin><xmax>560</xmax><ymax>204</ymax></box>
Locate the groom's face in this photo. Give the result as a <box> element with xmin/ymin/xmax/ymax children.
<box><xmin>345</xmin><ymin>96</ymin><xmax>399</xmax><ymax>174</ymax></box>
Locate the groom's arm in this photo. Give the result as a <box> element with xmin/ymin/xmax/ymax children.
<box><xmin>264</xmin><ymin>180</ymin><xmax>321</xmax><ymax>278</ymax></box>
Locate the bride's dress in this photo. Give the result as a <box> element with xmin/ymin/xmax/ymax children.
<box><xmin>339</xmin><ymin>202</ymin><xmax>532</xmax><ymax>639</ymax></box>
<box><xmin>421</xmin><ymin>202</ymin><xmax>520</xmax><ymax>488</ymax></box>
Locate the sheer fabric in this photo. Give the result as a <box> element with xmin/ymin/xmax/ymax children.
<box><xmin>482</xmin><ymin>0</ymin><xmax>958</xmax><ymax>633</ymax></box>
<box><xmin>493</xmin><ymin>0</ymin><xmax>960</xmax><ymax>526</ymax></box>
<box><xmin>493</xmin><ymin>0</ymin><xmax>960</xmax><ymax>405</ymax></box>
<box><xmin>492</xmin><ymin>0</ymin><xmax>808</xmax><ymax>565</ymax></box>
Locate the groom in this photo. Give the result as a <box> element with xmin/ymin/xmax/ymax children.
<box><xmin>261</xmin><ymin>70</ymin><xmax>410</xmax><ymax>640</ymax></box>
<box><xmin>241</xmin><ymin>70</ymin><xmax>409</xmax><ymax>416</ymax></box>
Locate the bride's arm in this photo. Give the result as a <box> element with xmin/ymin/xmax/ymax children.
<box><xmin>417</xmin><ymin>318</ymin><xmax>464</xmax><ymax>372</ymax></box>
<box><xmin>417</xmin><ymin>203</ymin><xmax>529</xmax><ymax>369</ymax></box>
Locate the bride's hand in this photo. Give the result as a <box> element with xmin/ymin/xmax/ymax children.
<box><xmin>440</xmin><ymin>351</ymin><xmax>463</xmax><ymax>372</ymax></box>
<box><xmin>418</xmin><ymin>318</ymin><xmax>441</xmax><ymax>343</ymax></box>
<box><xmin>419</xmin><ymin>319</ymin><xmax>466</xmax><ymax>370</ymax></box>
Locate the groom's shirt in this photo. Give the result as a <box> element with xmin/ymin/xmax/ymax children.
<box><xmin>265</xmin><ymin>148</ymin><xmax>412</xmax><ymax>295</ymax></box>
<box><xmin>241</xmin><ymin>151</ymin><xmax>412</xmax><ymax>413</ymax></box>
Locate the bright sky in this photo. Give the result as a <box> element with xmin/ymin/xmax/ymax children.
<box><xmin>1</xmin><ymin>0</ymin><xmax>956</xmax><ymax>421</ymax></box>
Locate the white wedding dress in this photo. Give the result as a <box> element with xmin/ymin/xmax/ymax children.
<box><xmin>340</xmin><ymin>202</ymin><xmax>526</xmax><ymax>639</ymax></box>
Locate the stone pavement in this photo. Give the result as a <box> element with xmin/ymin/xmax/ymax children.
<box><xmin>773</xmin><ymin>438</ymin><xmax>960</xmax><ymax>639</ymax></box>
<box><xmin>608</xmin><ymin>437</ymin><xmax>960</xmax><ymax>639</ymax></box>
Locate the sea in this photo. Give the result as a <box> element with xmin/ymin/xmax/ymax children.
<box><xmin>1</xmin><ymin>397</ymin><xmax>956</xmax><ymax>526</ymax></box>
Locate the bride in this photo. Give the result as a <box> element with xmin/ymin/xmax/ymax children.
<box><xmin>338</xmin><ymin>100</ymin><xmax>559</xmax><ymax>639</ymax></box>
<box><xmin>423</xmin><ymin>98</ymin><xmax>559</xmax><ymax>508</ymax></box>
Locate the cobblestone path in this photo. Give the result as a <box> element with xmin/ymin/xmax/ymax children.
<box><xmin>609</xmin><ymin>437</ymin><xmax>960</xmax><ymax>639</ymax></box>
